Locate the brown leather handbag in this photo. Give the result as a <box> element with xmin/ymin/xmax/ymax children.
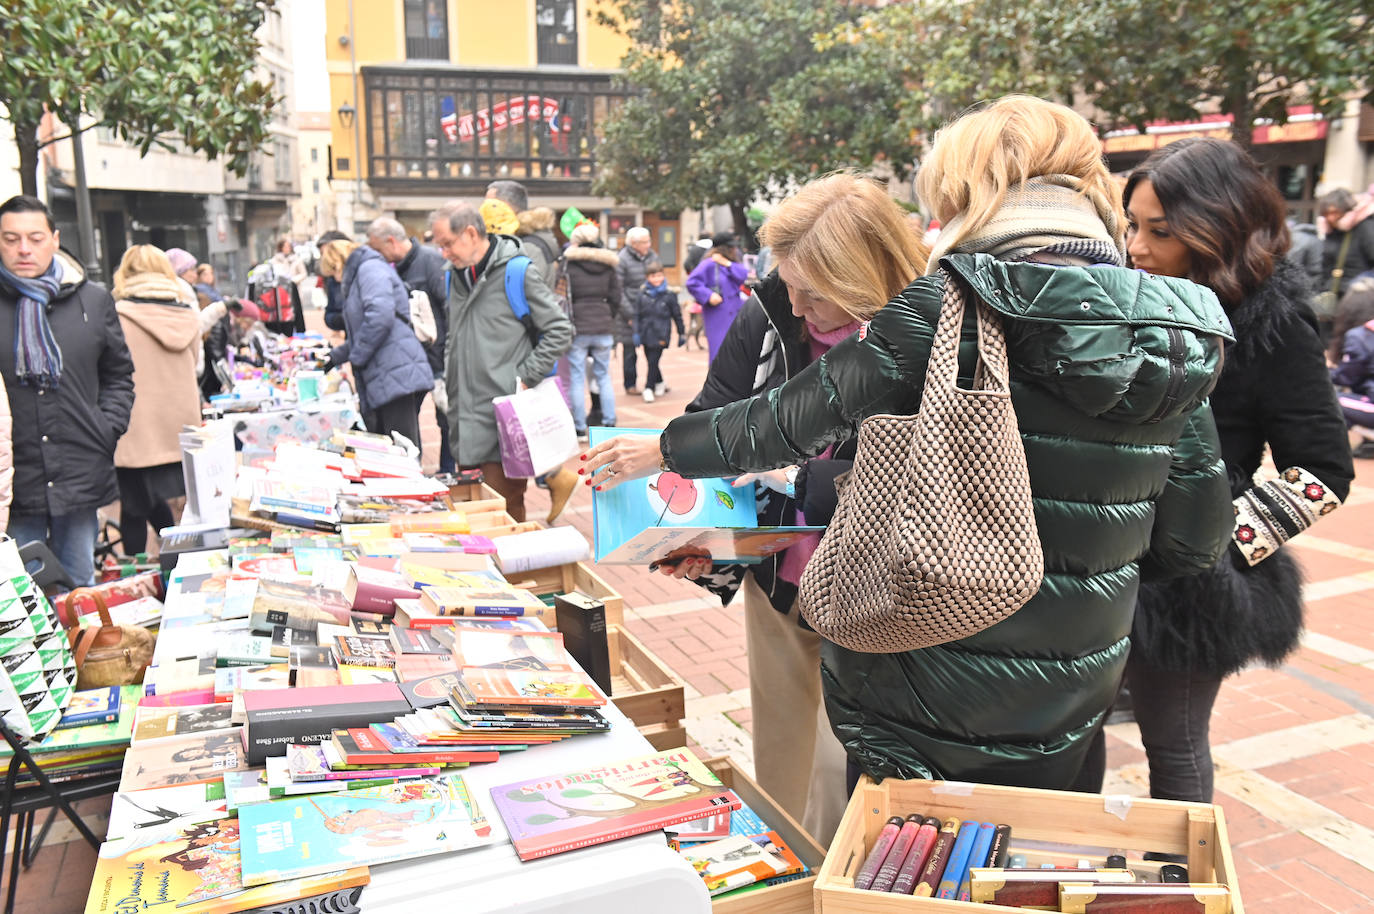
<box><xmin>62</xmin><ymin>588</ymin><xmax>156</xmax><ymax>689</ymax></box>
<box><xmin>798</xmin><ymin>272</ymin><xmax>1044</xmax><ymax>653</ymax></box>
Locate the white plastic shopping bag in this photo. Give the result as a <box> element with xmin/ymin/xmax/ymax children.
<box><xmin>492</xmin><ymin>377</ymin><xmax>579</xmax><ymax>478</ymax></box>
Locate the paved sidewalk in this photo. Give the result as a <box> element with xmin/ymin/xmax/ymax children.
<box><xmin>15</xmin><ymin>334</ymin><xmax>1374</xmax><ymax>912</ymax></box>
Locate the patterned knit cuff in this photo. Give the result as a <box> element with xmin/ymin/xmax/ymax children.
<box><xmin>1232</xmin><ymin>466</ymin><xmax>1342</xmax><ymax>566</ymax></box>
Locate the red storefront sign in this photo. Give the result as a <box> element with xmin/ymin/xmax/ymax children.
<box><xmin>1101</xmin><ymin>108</ymin><xmax>1327</xmax><ymax>154</ymax></box>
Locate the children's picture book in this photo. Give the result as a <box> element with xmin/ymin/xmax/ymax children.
<box><xmin>53</xmin><ymin>686</ymin><xmax>120</xmax><ymax>729</ymax></box>
<box><xmin>120</xmin><ymin>730</ymin><xmax>251</xmax><ymax>791</ymax></box>
<box><xmin>106</xmin><ymin>781</ymin><xmax>229</xmax><ymax>839</ymax></box>
<box><xmin>237</xmin><ymin>774</ymin><xmax>495</xmax><ymax>885</ymax></box>
<box><xmin>489</xmin><ymin>748</ymin><xmax>742</xmax><ymax>861</ymax></box>
<box><xmin>680</xmin><ymin>831</ymin><xmax>805</xmax><ymax>896</ymax></box>
<box><xmin>587</xmin><ymin>428</ymin><xmax>823</xmax><ymax>564</ymax></box>
<box><xmin>132</xmin><ymin>703</ymin><xmax>235</xmax><ymax>743</ymax></box>
<box><xmin>86</xmin><ymin>815</ymin><xmax>369</xmax><ymax>914</ymax></box>
<box><xmin>456</xmin><ymin>667</ymin><xmax>605</xmax><ymax>709</ymax></box>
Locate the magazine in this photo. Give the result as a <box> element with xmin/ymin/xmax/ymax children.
<box><xmin>587</xmin><ymin>428</ymin><xmax>822</xmax><ymax>564</ymax></box>
<box><xmin>237</xmin><ymin>774</ymin><xmax>496</xmax><ymax>885</ymax></box>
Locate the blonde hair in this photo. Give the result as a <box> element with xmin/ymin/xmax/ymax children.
<box><xmin>758</xmin><ymin>172</ymin><xmax>928</xmax><ymax>321</ymax></box>
<box><xmin>916</xmin><ymin>96</ymin><xmax>1121</xmax><ymax>261</ymax></box>
<box><xmin>112</xmin><ymin>245</ymin><xmax>178</xmax><ymax>299</ymax></box>
<box><xmin>569</xmin><ymin>222</ymin><xmax>600</xmax><ymax>246</ymax></box>
<box><xmin>320</xmin><ymin>239</ymin><xmax>358</xmax><ymax>278</ymax></box>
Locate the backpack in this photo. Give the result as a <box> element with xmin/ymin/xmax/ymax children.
<box><xmin>405</xmin><ymin>286</ymin><xmax>438</xmax><ymax>344</ymax></box>
<box><xmin>248</xmin><ymin>264</ymin><xmax>298</xmax><ymax>325</ymax></box>
<box><xmin>444</xmin><ymin>254</ymin><xmax>542</xmax><ymax>347</ymax></box>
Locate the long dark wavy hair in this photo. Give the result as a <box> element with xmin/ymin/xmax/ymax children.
<box><xmin>1124</xmin><ymin>138</ymin><xmax>1290</xmax><ymax>308</ymax></box>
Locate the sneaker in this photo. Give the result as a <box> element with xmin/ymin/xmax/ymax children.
<box><xmin>642</xmin><ymin>388</ymin><xmax>655</xmax><ymax>403</ymax></box>
<box><xmin>575</xmin><ymin>429</ymin><xmax>589</xmax><ymax>442</ymax></box>
<box><xmin>624</xmin><ymin>387</ymin><xmax>641</xmax><ymax>396</ymax></box>
<box><xmin>654</xmin><ymin>383</ymin><xmax>669</xmax><ymax>396</ymax></box>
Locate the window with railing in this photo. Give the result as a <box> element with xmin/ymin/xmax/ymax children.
<box><xmin>536</xmin><ymin>0</ymin><xmax>578</xmax><ymax>65</ymax></box>
<box><xmin>404</xmin><ymin>0</ymin><xmax>449</xmax><ymax>60</ymax></box>
<box><xmin>362</xmin><ymin>66</ymin><xmax>628</xmax><ymax>191</ymax></box>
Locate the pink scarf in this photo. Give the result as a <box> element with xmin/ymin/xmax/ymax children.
<box><xmin>778</xmin><ymin>319</ymin><xmax>861</xmax><ymax>585</ymax></box>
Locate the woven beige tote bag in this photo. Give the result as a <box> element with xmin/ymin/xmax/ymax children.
<box><xmin>798</xmin><ymin>272</ymin><xmax>1044</xmax><ymax>652</ymax></box>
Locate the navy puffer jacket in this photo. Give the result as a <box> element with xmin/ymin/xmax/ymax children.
<box><xmin>330</xmin><ymin>246</ymin><xmax>433</xmax><ymax>413</ymax></box>
<box><xmin>661</xmin><ymin>254</ymin><xmax>1236</xmax><ymax>787</ymax></box>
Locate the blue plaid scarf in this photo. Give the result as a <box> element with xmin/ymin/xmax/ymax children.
<box><xmin>0</xmin><ymin>258</ymin><xmax>64</xmax><ymax>390</ymax></box>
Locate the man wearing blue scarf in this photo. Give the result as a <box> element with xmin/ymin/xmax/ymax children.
<box><xmin>0</xmin><ymin>195</ymin><xmax>134</xmax><ymax>586</ymax></box>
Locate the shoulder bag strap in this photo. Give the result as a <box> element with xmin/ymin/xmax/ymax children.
<box><xmin>1330</xmin><ymin>232</ymin><xmax>1355</xmax><ymax>297</ymax></box>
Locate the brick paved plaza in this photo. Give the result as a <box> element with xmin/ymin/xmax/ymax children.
<box><xmin>12</xmin><ymin>329</ymin><xmax>1373</xmax><ymax>912</ymax></box>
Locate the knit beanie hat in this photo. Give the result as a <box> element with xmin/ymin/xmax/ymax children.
<box><xmin>165</xmin><ymin>247</ymin><xmax>197</xmax><ymax>276</ymax></box>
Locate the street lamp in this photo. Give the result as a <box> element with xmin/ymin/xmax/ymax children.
<box><xmin>337</xmin><ymin>102</ymin><xmax>356</xmax><ymax>129</ymax></box>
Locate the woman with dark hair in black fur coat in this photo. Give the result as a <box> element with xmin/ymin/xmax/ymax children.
<box><xmin>1120</xmin><ymin>138</ymin><xmax>1355</xmax><ymax>804</ymax></box>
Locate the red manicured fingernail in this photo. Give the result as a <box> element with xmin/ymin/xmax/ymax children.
<box><xmin>584</xmin><ymin>479</ymin><xmax>592</xmax><ymax>486</ymax></box>
<box><xmin>580</xmin><ymin>454</ymin><xmax>587</xmax><ymax>460</ymax></box>
<box><xmin>577</xmin><ymin>468</ymin><xmax>584</xmax><ymax>475</ymax></box>
<box><xmin>596</xmin><ymin>485</ymin><xmax>604</xmax><ymax>491</ymax></box>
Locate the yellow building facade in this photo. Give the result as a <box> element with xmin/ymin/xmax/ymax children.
<box><xmin>323</xmin><ymin>0</ymin><xmax>684</xmax><ymax>270</ymax></box>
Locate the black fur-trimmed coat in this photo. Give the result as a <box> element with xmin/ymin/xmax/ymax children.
<box><xmin>1132</xmin><ymin>259</ymin><xmax>1355</xmax><ymax>675</ymax></box>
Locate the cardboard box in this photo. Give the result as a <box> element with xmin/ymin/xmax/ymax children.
<box><xmin>704</xmin><ymin>757</ymin><xmax>827</xmax><ymax>914</ymax></box>
<box><xmin>816</xmin><ymin>776</ymin><xmax>1242</xmax><ymax>913</ymax></box>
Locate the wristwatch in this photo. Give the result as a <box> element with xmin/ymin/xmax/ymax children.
<box><xmin>783</xmin><ymin>465</ymin><xmax>799</xmax><ymax>499</ymax></box>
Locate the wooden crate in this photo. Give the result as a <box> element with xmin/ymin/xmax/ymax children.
<box><xmin>607</xmin><ymin>623</ymin><xmax>685</xmax><ymax>741</ymax></box>
<box><xmin>464</xmin><ymin>508</ymin><xmax>520</xmax><ymax>532</ymax></box>
<box><xmin>816</xmin><ymin>776</ymin><xmax>1242</xmax><ymax>913</ymax></box>
<box><xmin>505</xmin><ymin>560</ymin><xmax>625</xmax><ymax>627</ymax></box>
<box><xmin>446</xmin><ymin>480</ymin><xmax>506</xmax><ymax>513</ymax></box>
<box><xmin>703</xmin><ymin>757</ymin><xmax>828</xmax><ymax>914</ymax></box>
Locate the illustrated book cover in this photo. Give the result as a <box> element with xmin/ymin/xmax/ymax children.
<box><xmin>237</xmin><ymin>774</ymin><xmax>495</xmax><ymax>885</ymax></box>
<box><xmin>488</xmin><ymin>748</ymin><xmax>742</xmax><ymax>861</ymax></box>
<box><xmin>587</xmin><ymin>428</ymin><xmax>822</xmax><ymax>564</ymax></box>
<box><xmin>455</xmin><ymin>666</ymin><xmax>605</xmax><ymax>709</ymax></box>
<box><xmin>85</xmin><ymin>816</ymin><xmax>369</xmax><ymax>914</ymax></box>
<box><xmin>53</xmin><ymin>686</ymin><xmax>120</xmax><ymax>729</ymax></box>
<box><xmin>105</xmin><ymin>780</ymin><xmax>229</xmax><ymax>840</ymax></box>
<box><xmin>132</xmin><ymin>703</ymin><xmax>235</xmax><ymax>744</ymax></box>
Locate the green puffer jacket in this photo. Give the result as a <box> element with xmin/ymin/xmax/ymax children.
<box><xmin>661</xmin><ymin>254</ymin><xmax>1235</xmax><ymax>787</ymax></box>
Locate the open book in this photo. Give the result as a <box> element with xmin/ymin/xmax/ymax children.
<box><xmin>588</xmin><ymin>428</ymin><xmax>823</xmax><ymax>565</ymax></box>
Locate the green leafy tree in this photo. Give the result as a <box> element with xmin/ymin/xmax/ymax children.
<box><xmin>591</xmin><ymin>0</ymin><xmax>915</xmax><ymax>238</ymax></box>
<box><xmin>825</xmin><ymin>0</ymin><xmax>1371</xmax><ymax>151</ymax></box>
<box><xmin>1</xmin><ymin>0</ymin><xmax>279</xmax><ymax>197</ymax></box>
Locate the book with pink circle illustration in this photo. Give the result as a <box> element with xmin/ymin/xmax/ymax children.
<box><xmin>588</xmin><ymin>428</ymin><xmax>823</xmax><ymax>565</ymax></box>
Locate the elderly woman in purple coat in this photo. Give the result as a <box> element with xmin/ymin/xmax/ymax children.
<box><xmin>685</xmin><ymin>232</ymin><xmax>750</xmax><ymax>363</ymax></box>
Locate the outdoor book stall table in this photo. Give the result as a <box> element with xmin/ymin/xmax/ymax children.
<box><xmin>359</xmin><ymin>700</ymin><xmax>710</xmax><ymax>914</ymax></box>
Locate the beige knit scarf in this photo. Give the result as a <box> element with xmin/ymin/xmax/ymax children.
<box><xmin>927</xmin><ymin>174</ymin><xmax>1125</xmax><ymax>271</ymax></box>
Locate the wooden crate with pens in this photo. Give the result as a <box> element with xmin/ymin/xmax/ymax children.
<box><xmin>816</xmin><ymin>776</ymin><xmax>1242</xmax><ymax>913</ymax></box>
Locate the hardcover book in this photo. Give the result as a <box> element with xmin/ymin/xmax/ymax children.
<box><xmin>553</xmin><ymin>592</ymin><xmax>612</xmax><ymax>693</ymax></box>
<box><xmin>343</xmin><ymin>564</ymin><xmax>420</xmax><ymax>615</ymax></box>
<box><xmin>85</xmin><ymin>816</ymin><xmax>369</xmax><ymax>914</ymax></box>
<box><xmin>237</xmin><ymin>775</ymin><xmax>495</xmax><ymax>885</ymax></box>
<box><xmin>241</xmin><ymin>682</ymin><xmax>410</xmax><ymax>765</ymax></box>
<box><xmin>587</xmin><ymin>427</ymin><xmax>822</xmax><ymax>564</ymax></box>
<box><xmin>489</xmin><ymin>748</ymin><xmax>742</xmax><ymax>861</ymax></box>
